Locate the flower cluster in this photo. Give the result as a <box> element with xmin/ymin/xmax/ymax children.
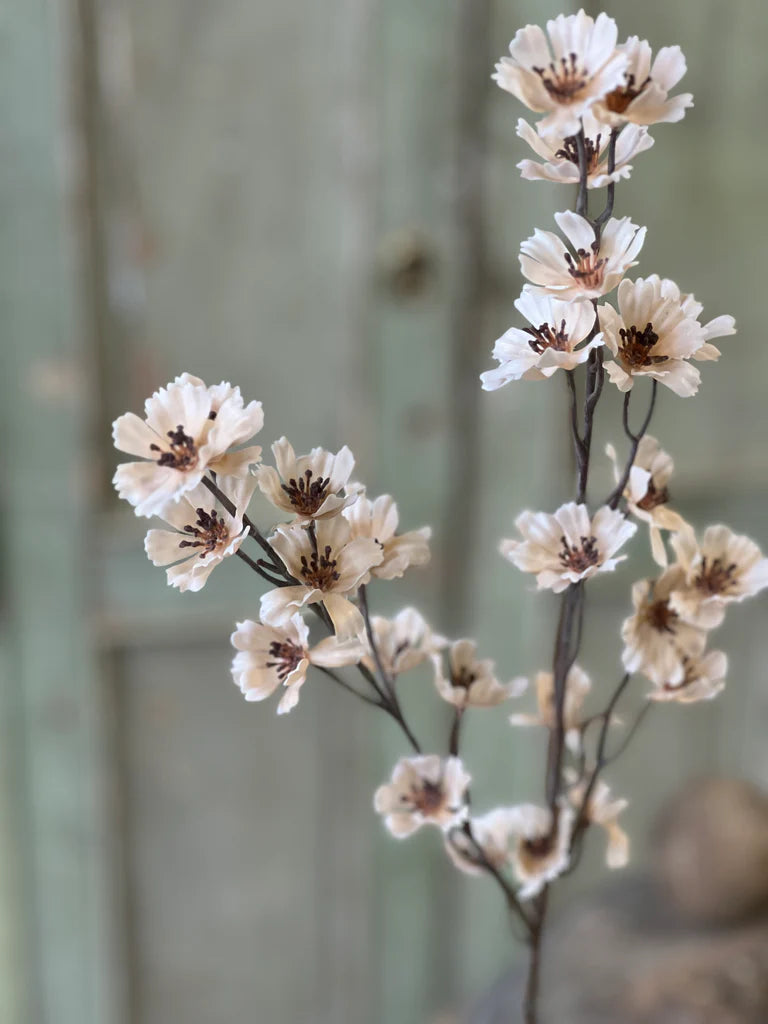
<box><xmin>110</xmin><ymin>12</ymin><xmax>765</xmax><ymax>1020</ymax></box>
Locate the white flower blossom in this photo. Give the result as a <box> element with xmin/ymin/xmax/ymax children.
<box><xmin>509</xmin><ymin>804</ymin><xmax>575</xmax><ymax>900</ymax></box>
<box><xmin>255</xmin><ymin>437</ymin><xmax>355</xmax><ymax>521</ymax></box>
<box><xmin>606</xmin><ymin>435</ymin><xmax>688</xmax><ymax>566</ymax></box>
<box><xmin>343</xmin><ymin>493</ymin><xmax>431</xmax><ymax>580</ymax></box>
<box><xmin>621</xmin><ymin>567</ymin><xmax>708</xmax><ymax>686</ymax></box>
<box><xmin>261</xmin><ymin>517</ymin><xmax>383</xmax><ymax>640</ymax></box>
<box><xmin>231</xmin><ymin>613</ymin><xmax>366</xmax><ymax>715</ymax></box>
<box><xmin>646</xmin><ymin>649</ymin><xmax>728</xmax><ymax>704</ymax></box>
<box><xmin>669</xmin><ymin>526</ymin><xmax>768</xmax><ymax>629</ymax></box>
<box><xmin>374</xmin><ymin>756</ymin><xmax>470</xmax><ymax>838</ymax></box>
<box><xmin>113</xmin><ymin>373</ymin><xmax>263</xmax><ymax>517</ymax></box>
<box><xmin>432</xmin><ymin>640</ymin><xmax>526</xmax><ymax>710</ymax></box>
<box><xmin>520</xmin><ymin>212</ymin><xmax>645</xmax><ymax>302</ymax></box>
<box><xmin>516</xmin><ymin>112</ymin><xmax>654</xmax><ymax>189</ymax></box>
<box><xmin>509</xmin><ymin>664</ymin><xmax>591</xmax><ymax>753</ymax></box>
<box><xmin>480</xmin><ymin>290</ymin><xmax>600</xmax><ymax>390</ymax></box>
<box><xmin>144</xmin><ymin>474</ymin><xmax>256</xmax><ymax>592</ymax></box>
<box><xmin>502</xmin><ymin>502</ymin><xmax>636</xmax><ymax>593</ymax></box>
<box><xmin>565</xmin><ymin>770</ymin><xmax>629</xmax><ymax>868</ymax></box>
<box><xmin>493</xmin><ymin>10</ymin><xmax>627</xmax><ymax>138</ymax></box>
<box><xmin>365</xmin><ymin>608</ymin><xmax>447</xmax><ymax>678</ymax></box>
<box><xmin>594</xmin><ymin>37</ymin><xmax>693</xmax><ymax>127</ymax></box>
<box><xmin>601</xmin><ymin>275</ymin><xmax>706</xmax><ymax>396</ymax></box>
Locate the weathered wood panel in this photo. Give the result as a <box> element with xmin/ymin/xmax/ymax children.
<box><xmin>2</xmin><ymin>0</ymin><xmax>768</xmax><ymax>1022</ymax></box>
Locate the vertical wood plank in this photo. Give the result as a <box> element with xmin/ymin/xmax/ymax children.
<box><xmin>0</xmin><ymin>1</ymin><xmax>120</xmax><ymax>1022</ymax></box>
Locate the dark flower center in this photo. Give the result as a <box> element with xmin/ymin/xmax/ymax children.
<box><xmin>281</xmin><ymin>468</ymin><xmax>332</xmax><ymax>515</ymax></box>
<box><xmin>533</xmin><ymin>52</ymin><xmax>588</xmax><ymax>103</ymax></box>
<box><xmin>555</xmin><ymin>133</ymin><xmax>602</xmax><ymax>173</ymax></box>
<box><xmin>179</xmin><ymin>507</ymin><xmax>229</xmax><ymax>558</ymax></box>
<box><xmin>695</xmin><ymin>556</ymin><xmax>738</xmax><ymax>596</ymax></box>
<box><xmin>564</xmin><ymin>242</ymin><xmax>606</xmax><ymax>290</ymax></box>
<box><xmin>525</xmin><ymin>319</ymin><xmax>570</xmax><ymax>354</ymax></box>
<box><xmin>559</xmin><ymin>535</ymin><xmax>599</xmax><ymax>573</ymax></box>
<box><xmin>618</xmin><ymin>322</ymin><xmax>668</xmax><ymax>368</ymax></box>
<box><xmin>644</xmin><ymin>597</ymin><xmax>678</xmax><ymax>634</ymax></box>
<box><xmin>406</xmin><ymin>779</ymin><xmax>445</xmax><ymax>816</ymax></box>
<box><xmin>636</xmin><ymin>478</ymin><xmax>670</xmax><ymax>512</ymax></box>
<box><xmin>603</xmin><ymin>72</ymin><xmax>651</xmax><ymax>115</ymax></box>
<box><xmin>150</xmin><ymin>424</ymin><xmax>199</xmax><ymax>470</ymax></box>
<box><xmin>266</xmin><ymin>640</ymin><xmax>305</xmax><ymax>682</ymax></box>
<box><xmin>452</xmin><ymin>666</ymin><xmax>477</xmax><ymax>691</ymax></box>
<box><xmin>299</xmin><ymin>544</ymin><xmax>341</xmax><ymax>590</ymax></box>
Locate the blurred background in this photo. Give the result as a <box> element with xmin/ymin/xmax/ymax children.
<box><xmin>2</xmin><ymin>0</ymin><xmax>768</xmax><ymax>1021</ymax></box>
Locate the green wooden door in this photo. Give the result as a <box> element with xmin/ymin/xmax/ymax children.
<box><xmin>2</xmin><ymin>0</ymin><xmax>768</xmax><ymax>1022</ymax></box>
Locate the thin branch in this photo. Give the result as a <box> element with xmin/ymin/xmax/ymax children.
<box><xmin>593</xmin><ymin>129</ymin><xmax>619</xmax><ymax>232</ymax></box>
<box><xmin>456</xmin><ymin>822</ymin><xmax>533</xmax><ymax>938</ymax></box>
<box><xmin>314</xmin><ymin>665</ymin><xmax>383</xmax><ymax>708</ymax></box>
<box><xmin>603</xmin><ymin>700</ymin><xmax>653</xmax><ymax>766</ymax></box>
<box><xmin>235</xmin><ymin>547</ymin><xmax>285</xmax><ymax>587</ymax></box>
<box><xmin>607</xmin><ymin>379</ymin><xmax>658</xmax><ymax>509</ymax></box>
<box><xmin>448</xmin><ymin>707</ymin><xmax>464</xmax><ymax>757</ymax></box>
<box><xmin>545</xmin><ymin>582</ymin><xmax>584</xmax><ymax>812</ymax></box>
<box><xmin>575</xmin><ymin>127</ymin><xmax>589</xmax><ymax>218</ymax></box>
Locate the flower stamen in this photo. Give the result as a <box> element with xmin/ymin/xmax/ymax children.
<box><xmin>564</xmin><ymin>243</ymin><xmax>606</xmax><ymax>290</ymax></box>
<box><xmin>265</xmin><ymin>640</ymin><xmax>305</xmax><ymax>682</ymax></box>
<box><xmin>281</xmin><ymin>469</ymin><xmax>332</xmax><ymax>516</ymax></box>
<box><xmin>559</xmin><ymin>535</ymin><xmax>599</xmax><ymax>572</ymax></box>
<box><xmin>618</xmin><ymin>322</ymin><xmax>667</xmax><ymax>367</ymax></box>
<box><xmin>532</xmin><ymin>52</ymin><xmax>588</xmax><ymax>103</ymax></box>
<box><xmin>149</xmin><ymin>424</ymin><xmax>199</xmax><ymax>470</ymax></box>
<box><xmin>179</xmin><ymin>507</ymin><xmax>229</xmax><ymax>558</ymax></box>
<box><xmin>694</xmin><ymin>557</ymin><xmax>738</xmax><ymax>597</ymax></box>
<box><xmin>299</xmin><ymin>544</ymin><xmax>341</xmax><ymax>589</ymax></box>
<box><xmin>555</xmin><ymin>133</ymin><xmax>602</xmax><ymax>173</ymax></box>
<box><xmin>524</xmin><ymin>318</ymin><xmax>570</xmax><ymax>354</ymax></box>
<box><xmin>603</xmin><ymin>72</ymin><xmax>652</xmax><ymax>115</ymax></box>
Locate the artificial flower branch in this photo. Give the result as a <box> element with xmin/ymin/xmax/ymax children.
<box><xmin>110</xmin><ymin>13</ymin><xmax>765</xmax><ymax>1024</ymax></box>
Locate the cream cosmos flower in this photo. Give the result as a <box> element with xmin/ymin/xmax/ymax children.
<box><xmin>230</xmin><ymin>613</ymin><xmax>366</xmax><ymax>715</ymax></box>
<box><xmin>622</xmin><ymin>567</ymin><xmax>708</xmax><ymax>686</ymax></box>
<box><xmin>365</xmin><ymin>608</ymin><xmax>447</xmax><ymax>678</ymax></box>
<box><xmin>432</xmin><ymin>640</ymin><xmax>526</xmax><ymax>710</ymax></box>
<box><xmin>509</xmin><ymin>664</ymin><xmax>591</xmax><ymax>753</ymax></box>
<box><xmin>144</xmin><ymin>474</ymin><xmax>256</xmax><ymax>592</ymax></box>
<box><xmin>520</xmin><ymin>212</ymin><xmax>645</xmax><ymax>302</ymax></box>
<box><xmin>606</xmin><ymin>435</ymin><xmax>688</xmax><ymax>566</ymax></box>
<box><xmin>566</xmin><ymin>770</ymin><xmax>629</xmax><ymax>868</ymax></box>
<box><xmin>601</xmin><ymin>275</ymin><xmax>706</xmax><ymax>396</ymax></box>
<box><xmin>516</xmin><ymin>112</ymin><xmax>654</xmax><ymax>189</ymax></box>
<box><xmin>480</xmin><ymin>289</ymin><xmax>600</xmax><ymax>389</ymax></box>
<box><xmin>113</xmin><ymin>373</ymin><xmax>263</xmax><ymax>517</ymax></box>
<box><xmin>493</xmin><ymin>10</ymin><xmax>627</xmax><ymax>138</ymax></box>
<box><xmin>261</xmin><ymin>517</ymin><xmax>383</xmax><ymax>640</ymax></box>
<box><xmin>255</xmin><ymin>438</ymin><xmax>355</xmax><ymax>521</ymax></box>
<box><xmin>502</xmin><ymin>502</ymin><xmax>636</xmax><ymax>593</ymax></box>
<box><xmin>594</xmin><ymin>36</ymin><xmax>693</xmax><ymax>127</ymax></box>
<box><xmin>646</xmin><ymin>649</ymin><xmax>728</xmax><ymax>704</ymax></box>
<box><xmin>509</xmin><ymin>804</ymin><xmax>575</xmax><ymax>900</ymax></box>
<box><xmin>374</xmin><ymin>756</ymin><xmax>470</xmax><ymax>838</ymax></box>
<box><xmin>669</xmin><ymin>526</ymin><xmax>768</xmax><ymax>629</ymax></box>
<box><xmin>342</xmin><ymin>493</ymin><xmax>431</xmax><ymax>580</ymax></box>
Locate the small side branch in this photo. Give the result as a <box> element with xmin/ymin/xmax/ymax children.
<box><xmin>607</xmin><ymin>380</ymin><xmax>658</xmax><ymax>509</ymax></box>
<box><xmin>593</xmin><ymin>129</ymin><xmax>619</xmax><ymax>233</ymax></box>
